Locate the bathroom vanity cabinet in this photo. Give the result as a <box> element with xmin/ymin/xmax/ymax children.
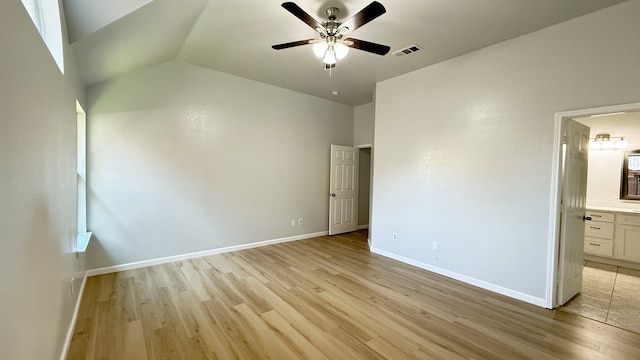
<box><xmin>615</xmin><ymin>213</ymin><xmax>640</xmax><ymax>263</ymax></box>
<box><xmin>584</xmin><ymin>208</ymin><xmax>640</xmax><ymax>265</ymax></box>
<box><xmin>584</xmin><ymin>210</ymin><xmax>614</xmax><ymax>257</ymax></box>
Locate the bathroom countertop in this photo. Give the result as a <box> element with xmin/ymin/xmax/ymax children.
<box><xmin>587</xmin><ymin>205</ymin><xmax>640</xmax><ymax>214</ymax></box>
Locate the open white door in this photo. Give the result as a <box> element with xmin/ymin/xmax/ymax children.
<box><xmin>329</xmin><ymin>145</ymin><xmax>358</xmax><ymax>235</ymax></box>
<box><xmin>557</xmin><ymin>119</ymin><xmax>590</xmax><ymax>305</ymax></box>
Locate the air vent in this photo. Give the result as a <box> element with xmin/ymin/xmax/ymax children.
<box><xmin>393</xmin><ymin>44</ymin><xmax>423</xmax><ymax>57</ymax></box>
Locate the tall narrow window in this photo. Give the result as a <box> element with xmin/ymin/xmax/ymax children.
<box><xmin>77</xmin><ymin>101</ymin><xmax>87</xmax><ymax>235</ymax></box>
<box><xmin>20</xmin><ymin>0</ymin><xmax>45</xmax><ymax>31</ymax></box>
<box><xmin>20</xmin><ymin>0</ymin><xmax>64</xmax><ymax>73</ymax></box>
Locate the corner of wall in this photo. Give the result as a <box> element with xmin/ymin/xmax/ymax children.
<box><xmin>354</xmin><ymin>102</ymin><xmax>375</xmax><ymax>146</ymax></box>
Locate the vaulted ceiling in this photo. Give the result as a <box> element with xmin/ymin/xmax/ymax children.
<box><xmin>62</xmin><ymin>0</ymin><xmax>628</xmax><ymax>106</ymax></box>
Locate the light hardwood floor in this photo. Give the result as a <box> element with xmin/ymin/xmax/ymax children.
<box><xmin>67</xmin><ymin>231</ymin><xmax>640</xmax><ymax>359</ymax></box>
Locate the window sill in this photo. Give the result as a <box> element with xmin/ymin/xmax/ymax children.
<box><xmin>77</xmin><ymin>232</ymin><xmax>92</xmax><ymax>253</ymax></box>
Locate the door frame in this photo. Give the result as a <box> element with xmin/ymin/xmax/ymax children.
<box><xmin>356</xmin><ymin>144</ymin><xmax>373</xmax><ymax>246</ymax></box>
<box><xmin>547</xmin><ymin>101</ymin><xmax>640</xmax><ymax>308</ymax></box>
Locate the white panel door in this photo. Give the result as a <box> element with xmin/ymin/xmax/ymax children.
<box><xmin>329</xmin><ymin>145</ymin><xmax>358</xmax><ymax>235</ymax></box>
<box><xmin>557</xmin><ymin>119</ymin><xmax>590</xmax><ymax>305</ymax></box>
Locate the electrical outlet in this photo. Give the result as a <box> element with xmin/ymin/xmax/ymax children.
<box><xmin>392</xmin><ymin>232</ymin><xmax>398</xmax><ymax>240</ymax></box>
<box><xmin>291</xmin><ymin>219</ymin><xmax>296</xmax><ymax>227</ymax></box>
<box><xmin>298</xmin><ymin>218</ymin><xmax>303</xmax><ymax>225</ymax></box>
<box><xmin>432</xmin><ymin>241</ymin><xmax>439</xmax><ymax>251</ymax></box>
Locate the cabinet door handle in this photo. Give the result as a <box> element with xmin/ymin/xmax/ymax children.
<box><xmin>590</xmin><ymin>226</ymin><xmax>601</xmax><ymax>230</ymax></box>
<box><xmin>592</xmin><ymin>215</ymin><xmax>602</xmax><ymax>217</ymax></box>
<box><xmin>589</xmin><ymin>243</ymin><xmax>601</xmax><ymax>247</ymax></box>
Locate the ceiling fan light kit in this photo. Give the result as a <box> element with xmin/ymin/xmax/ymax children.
<box><xmin>272</xmin><ymin>1</ymin><xmax>391</xmax><ymax>70</ymax></box>
<box><xmin>312</xmin><ymin>41</ymin><xmax>328</xmax><ymax>57</ymax></box>
<box><xmin>313</xmin><ymin>39</ymin><xmax>350</xmax><ymax>64</ymax></box>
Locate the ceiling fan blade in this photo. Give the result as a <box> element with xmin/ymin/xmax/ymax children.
<box><xmin>339</xmin><ymin>1</ymin><xmax>386</xmax><ymax>33</ymax></box>
<box><xmin>345</xmin><ymin>38</ymin><xmax>390</xmax><ymax>55</ymax></box>
<box><xmin>281</xmin><ymin>2</ymin><xmax>323</xmax><ymax>31</ymax></box>
<box><xmin>272</xmin><ymin>39</ymin><xmax>315</xmax><ymax>50</ymax></box>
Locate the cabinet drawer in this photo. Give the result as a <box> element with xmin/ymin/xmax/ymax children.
<box><xmin>584</xmin><ymin>221</ymin><xmax>614</xmax><ymax>239</ymax></box>
<box><xmin>585</xmin><ymin>211</ymin><xmax>614</xmax><ymax>223</ymax></box>
<box><xmin>584</xmin><ymin>237</ymin><xmax>614</xmax><ymax>257</ymax></box>
<box><xmin>616</xmin><ymin>214</ymin><xmax>640</xmax><ymax>226</ymax></box>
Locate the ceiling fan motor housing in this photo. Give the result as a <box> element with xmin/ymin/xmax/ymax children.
<box><xmin>323</xmin><ymin>7</ymin><xmax>343</xmax><ymax>36</ymax></box>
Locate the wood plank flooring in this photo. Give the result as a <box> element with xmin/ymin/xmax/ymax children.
<box><xmin>67</xmin><ymin>231</ymin><xmax>640</xmax><ymax>359</ymax></box>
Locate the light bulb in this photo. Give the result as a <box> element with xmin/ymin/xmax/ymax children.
<box><xmin>616</xmin><ymin>139</ymin><xmax>628</xmax><ymax>149</ymax></box>
<box><xmin>323</xmin><ymin>47</ymin><xmax>337</xmax><ymax>65</ymax></box>
<box><xmin>590</xmin><ymin>140</ymin><xmax>601</xmax><ymax>150</ymax></box>
<box><xmin>334</xmin><ymin>42</ymin><xmax>349</xmax><ymax>59</ymax></box>
<box><xmin>312</xmin><ymin>41</ymin><xmax>328</xmax><ymax>58</ymax></box>
<box><xmin>601</xmin><ymin>140</ymin><xmax>614</xmax><ymax>149</ymax></box>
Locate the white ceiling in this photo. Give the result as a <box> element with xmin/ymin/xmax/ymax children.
<box><xmin>62</xmin><ymin>0</ymin><xmax>629</xmax><ymax>106</ymax></box>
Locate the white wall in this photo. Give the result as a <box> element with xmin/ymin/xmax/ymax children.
<box><xmin>579</xmin><ymin>112</ymin><xmax>640</xmax><ymax>209</ymax></box>
<box><xmin>86</xmin><ymin>61</ymin><xmax>353</xmax><ymax>269</ymax></box>
<box><xmin>371</xmin><ymin>0</ymin><xmax>640</xmax><ymax>305</ymax></box>
<box><xmin>354</xmin><ymin>102</ymin><xmax>374</xmax><ymax>146</ymax></box>
<box><xmin>0</xmin><ymin>0</ymin><xmax>84</xmax><ymax>358</ymax></box>
<box><xmin>354</xmin><ymin>103</ymin><xmax>374</xmax><ymax>229</ymax></box>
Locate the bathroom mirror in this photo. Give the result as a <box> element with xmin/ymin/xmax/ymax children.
<box><xmin>621</xmin><ymin>149</ymin><xmax>640</xmax><ymax>200</ymax></box>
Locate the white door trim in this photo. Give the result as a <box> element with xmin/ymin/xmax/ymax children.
<box><xmin>547</xmin><ymin>101</ymin><xmax>640</xmax><ymax>308</ymax></box>
<box><xmin>357</xmin><ymin>145</ymin><xmax>373</xmax><ymax>247</ymax></box>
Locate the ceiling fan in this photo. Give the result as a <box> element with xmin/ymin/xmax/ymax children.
<box><xmin>272</xmin><ymin>1</ymin><xmax>391</xmax><ymax>69</ymax></box>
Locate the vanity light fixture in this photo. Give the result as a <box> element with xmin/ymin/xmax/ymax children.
<box><xmin>590</xmin><ymin>133</ymin><xmax>627</xmax><ymax>150</ymax></box>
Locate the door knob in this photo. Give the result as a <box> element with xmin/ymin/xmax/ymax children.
<box><xmin>583</xmin><ymin>216</ymin><xmax>592</xmax><ymax>221</ymax></box>
<box><xmin>330</xmin><ymin>193</ymin><xmax>336</xmax><ymax>197</ymax></box>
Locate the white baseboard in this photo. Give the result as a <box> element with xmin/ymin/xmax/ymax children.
<box><xmin>357</xmin><ymin>224</ymin><xmax>369</xmax><ymax>230</ymax></box>
<box><xmin>370</xmin><ymin>247</ymin><xmax>547</xmax><ymax>308</ymax></box>
<box><xmin>86</xmin><ymin>231</ymin><xmax>328</xmax><ymax>277</ymax></box>
<box><xmin>60</xmin><ymin>271</ymin><xmax>88</xmax><ymax>360</ymax></box>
